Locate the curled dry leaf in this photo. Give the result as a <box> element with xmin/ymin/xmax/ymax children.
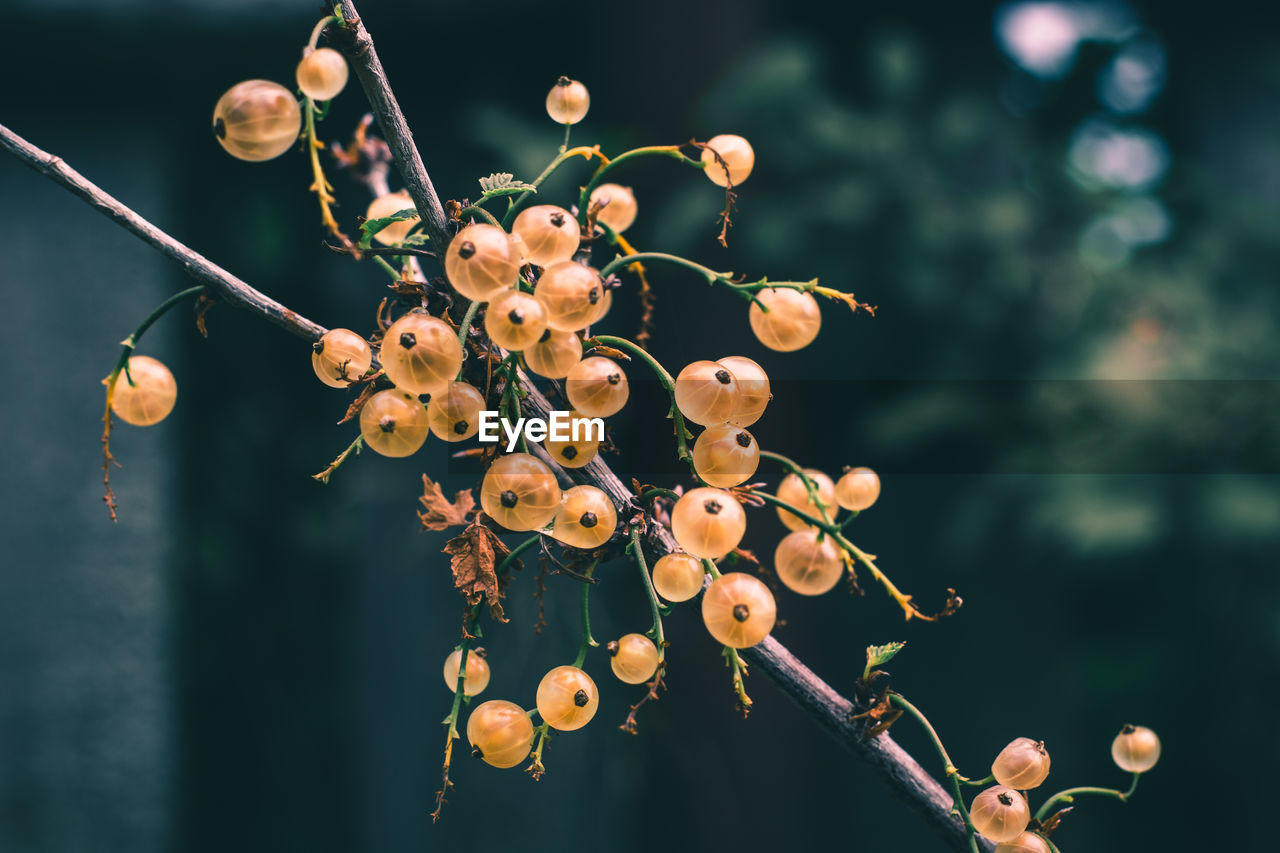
<box><xmin>418</xmin><ymin>474</ymin><xmax>476</xmax><ymax>530</ymax></box>
<box><xmin>444</xmin><ymin>520</ymin><xmax>517</xmax><ymax>622</ymax></box>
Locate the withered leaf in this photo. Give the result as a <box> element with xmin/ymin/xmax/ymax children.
<box><xmin>444</xmin><ymin>521</ymin><xmax>513</xmax><ymax>622</ymax></box>
<box><xmin>418</xmin><ymin>475</ymin><xmax>476</xmax><ymax>530</ymax></box>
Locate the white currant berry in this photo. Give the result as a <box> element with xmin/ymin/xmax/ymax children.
<box><xmin>296</xmin><ymin>47</ymin><xmax>349</xmax><ymax>101</ymax></box>
<box><xmin>1111</xmin><ymin>725</ymin><xmax>1161</xmax><ymax>773</ymax></box>
<box><xmin>970</xmin><ymin>786</ymin><xmax>1031</xmax><ymax>844</ymax></box>
<box><xmin>992</xmin><ymin>738</ymin><xmax>1051</xmax><ymax>790</ymax></box>
<box><xmin>109</xmin><ymin>356</ymin><xmax>177</xmax><ymax>427</ymax></box>
<box><xmin>700</xmin><ymin>134</ymin><xmax>754</xmax><ymax>187</ymax></box>
<box><xmin>692</xmin><ymin>424</ymin><xmax>760</xmax><ymax>488</ymax></box>
<box><xmin>512</xmin><ymin>205</ymin><xmax>580</xmax><ymax>267</ymax></box>
<box><xmin>212</xmin><ymin>79</ymin><xmax>301</xmax><ymax>162</ymax></box>
<box><xmin>748</xmin><ymin>288</ymin><xmax>822</xmax><ymax>352</ymax></box>
<box><xmin>546</xmin><ymin>77</ymin><xmax>589</xmax><ymax>124</ymax></box>
<box><xmin>674</xmin><ymin>360</ymin><xmax>742</xmax><ymax>427</ymax></box>
<box><xmin>773</xmin><ymin>529</ymin><xmax>844</xmax><ymax>596</ymax></box>
<box><xmin>716</xmin><ymin>356</ymin><xmax>771</xmax><ymax>427</ymax></box>
<box><xmin>835</xmin><ymin>467</ymin><xmax>881</xmax><ymax>512</ymax></box>
<box><xmin>671</xmin><ymin>487</ymin><xmax>747</xmax><ymax>560</ymax></box>
<box><xmin>588</xmin><ymin>183</ymin><xmax>637</xmax><ymax>233</ymax></box>
<box><xmin>312</xmin><ymin>329</ymin><xmax>372</xmax><ymax>388</ymax></box>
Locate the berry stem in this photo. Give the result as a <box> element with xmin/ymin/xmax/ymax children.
<box><xmin>700</xmin><ymin>557</ymin><xmax>722</xmax><ymax>579</ymax></box>
<box><xmin>723</xmin><ymin>646</ymin><xmax>752</xmax><ymax>713</ymax></box>
<box><xmin>499</xmin><ymin>533</ymin><xmax>543</xmax><ymax>576</ymax></box>
<box><xmin>303</xmin><ymin>95</ymin><xmax>359</xmax><ymax>254</ymax></box>
<box><xmin>433</xmin><ymin>599</ymin><xmax>484</xmax><ymax>822</ymax></box>
<box><xmin>577</xmin><ymin>145</ymin><xmax>703</xmax><ymax>229</ymax></box>
<box><xmin>585</xmin><ymin>334</ymin><xmax>697</xmax><ymax>473</ymax></box>
<box><xmin>311</xmin><ymin>433</ymin><xmax>364</xmax><ymax>484</ymax></box>
<box><xmin>454</xmin><ymin>299</ymin><xmax>482</xmax><ymax>378</ymax></box>
<box><xmin>1033</xmin><ymin>774</ymin><xmax>1141</xmax><ymax>822</ymax></box>
<box><xmin>598</xmin><ymin>223</ymin><xmax>657</xmax><ymax>349</ymax></box>
<box><xmin>101</xmin><ymin>284</ymin><xmax>206</xmax><ymax>521</ymax></box>
<box><xmin>500</xmin><ymin>145</ymin><xmax>608</xmax><ymax>228</ymax></box>
<box><xmin>627</xmin><ymin>526</ymin><xmax>665</xmax><ymax>659</ymax></box>
<box><xmin>751</xmin><ymin>490</ymin><xmax>942</xmax><ymax>622</ymax></box>
<box><xmin>572</xmin><ymin>560</ymin><xmax>600</xmax><ymax>668</ymax></box>
<box><xmin>889</xmin><ymin>693</ymin><xmax>982</xmax><ymax>853</ymax></box>
<box><xmin>759</xmin><ymin>450</ymin><xmax>838</xmax><ymax>525</ymax></box>
<box><xmin>307</xmin><ymin>14</ymin><xmax>340</xmax><ymax>52</ymax></box>
<box><xmin>456</xmin><ymin>204</ymin><xmax>502</xmax><ymax>228</ymax></box>
<box><xmin>526</xmin><ymin>723</ymin><xmax>552</xmax><ymax>780</ymax></box>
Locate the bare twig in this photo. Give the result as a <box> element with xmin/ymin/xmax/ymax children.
<box><xmin>0</xmin><ymin>27</ymin><xmax>988</xmax><ymax>852</ymax></box>
<box><xmin>330</xmin><ymin>2</ymin><xmax>452</xmax><ymax>257</ymax></box>
<box><xmin>0</xmin><ymin>123</ymin><xmax>324</xmax><ymax>342</ymax></box>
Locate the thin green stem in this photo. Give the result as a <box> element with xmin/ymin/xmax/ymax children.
<box><xmin>890</xmin><ymin>694</ymin><xmax>981</xmax><ymax>853</ymax></box>
<box><xmin>586</xmin><ymin>334</ymin><xmax>695</xmax><ymax>471</ymax></box>
<box><xmin>113</xmin><ymin>285</ymin><xmax>206</xmax><ymax>377</ymax></box>
<box><xmin>577</xmin><ymin>145</ymin><xmax>703</xmax><ymax>228</ymax></box>
<box><xmin>307</xmin><ymin>14</ymin><xmax>338</xmax><ymax>51</ymax></box>
<box><xmin>499</xmin><ymin>533</ymin><xmax>542</xmax><ymax>576</ymax></box>
<box><xmin>701</xmin><ymin>557</ymin><xmax>722</xmax><ymax>579</ymax></box>
<box><xmin>1034</xmin><ymin>774</ymin><xmax>1141</xmax><ymax>822</ymax></box>
<box><xmin>572</xmin><ymin>560</ymin><xmax>600</xmax><ymax>667</ymax></box>
<box><xmin>560</xmin><ymin>123</ymin><xmax>572</xmax><ymax>152</ymax></box>
<box><xmin>500</xmin><ymin>145</ymin><xmax>608</xmax><ymax>228</ymax></box>
<box><xmin>442</xmin><ymin>601</ymin><xmax>484</xmax><ymax>752</ymax></box>
<box><xmin>597</xmin><ymin>251</ymin><xmax>821</xmax><ymax>305</ymax></box>
<box><xmin>454</xmin><ymin>299</ymin><xmax>482</xmax><ymax>378</ymax></box>
<box><xmin>723</xmin><ymin>647</ymin><xmax>751</xmax><ymax>711</ymax></box>
<box><xmin>752</xmin><ymin>490</ymin><xmax>928</xmax><ymax>621</ymax></box>
<box><xmin>373</xmin><ymin>255</ymin><xmax>400</xmax><ymax>280</ymax></box>
<box><xmin>457</xmin><ymin>204</ymin><xmax>501</xmax><ymax>228</ymax></box>
<box><xmin>628</xmin><ymin>526</ymin><xmax>665</xmax><ymax>660</ymax></box>
<box><xmin>312</xmin><ymin>433</ymin><xmax>363</xmax><ymax>484</ymax></box>
<box><xmin>759</xmin><ymin>449</ymin><xmax>837</xmax><ymax>526</ymax></box>
<box><xmin>526</xmin><ymin>722</ymin><xmax>552</xmax><ymax>779</ymax></box>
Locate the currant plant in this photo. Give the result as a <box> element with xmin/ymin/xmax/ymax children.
<box><xmin>0</xmin><ymin>2</ymin><xmax>1161</xmax><ymax>849</ymax></box>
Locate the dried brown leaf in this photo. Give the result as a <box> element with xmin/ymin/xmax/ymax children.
<box><xmin>418</xmin><ymin>475</ymin><xmax>476</xmax><ymax>530</ymax></box>
<box><xmin>444</xmin><ymin>521</ymin><xmax>513</xmax><ymax>621</ymax></box>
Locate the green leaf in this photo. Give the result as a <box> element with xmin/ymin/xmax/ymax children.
<box><xmin>476</xmin><ymin>172</ymin><xmax>536</xmax><ymax>202</ymax></box>
<box><xmin>863</xmin><ymin>641</ymin><xmax>906</xmax><ymax>679</ymax></box>
<box><xmin>401</xmin><ymin>232</ymin><xmax>431</xmax><ymax>247</ymax></box>
<box><xmin>358</xmin><ymin>208</ymin><xmax>419</xmax><ymax>249</ymax></box>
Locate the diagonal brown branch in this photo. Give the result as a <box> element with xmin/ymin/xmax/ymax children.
<box><xmin>0</xmin><ymin>16</ymin><xmax>989</xmax><ymax>850</ymax></box>
<box><xmin>329</xmin><ymin>1</ymin><xmax>452</xmax><ymax>258</ymax></box>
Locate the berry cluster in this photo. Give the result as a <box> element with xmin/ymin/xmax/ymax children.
<box><xmin>89</xmin><ymin>9</ymin><xmax>1159</xmax><ymax>845</ymax></box>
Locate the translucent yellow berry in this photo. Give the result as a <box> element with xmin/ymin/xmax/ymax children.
<box><xmin>365</xmin><ymin>190</ymin><xmax>419</xmax><ymax>246</ymax></box>
<box><xmin>692</xmin><ymin>424</ymin><xmax>760</xmax><ymax>488</ymax></box>
<box><xmin>702</xmin><ymin>572</ymin><xmax>776</xmax><ymax>648</ymax></box>
<box><xmin>970</xmin><ymin>786</ymin><xmax>1031</xmax><ymax>844</ymax></box>
<box><xmin>748</xmin><ymin>288</ymin><xmax>822</xmax><ymax>352</ymax></box>
<box><xmin>443</xmin><ymin>648</ymin><xmax>490</xmax><ymax>697</ymax></box>
<box><xmin>525</xmin><ymin>329</ymin><xmax>582</xmax><ymax>379</ymax></box>
<box><xmin>466</xmin><ymin>699</ymin><xmax>535</xmax><ymax>768</ymax></box>
<box><xmin>674</xmin><ymin>360</ymin><xmax>742</xmax><ymax>427</ymax></box>
<box><xmin>480</xmin><ymin>453</ymin><xmax>562</xmax><ymax>532</ymax></box>
<box><xmin>426</xmin><ymin>381</ymin><xmax>486</xmax><ymax>442</ymax></box>
<box><xmin>380</xmin><ymin>311</ymin><xmax>463</xmax><ymax>396</ymax></box>
<box><xmin>671</xmin><ymin>487</ymin><xmax>746</xmax><ymax>560</ymax></box>
<box><xmin>296</xmin><ymin>47</ymin><xmax>349</xmax><ymax>101</ymax></box>
<box><xmin>544</xmin><ymin>410</ymin><xmax>600</xmax><ymax>468</ymax></box>
<box><xmin>992</xmin><ymin>738</ymin><xmax>1051</xmax><ymax>790</ymax></box>
<box><xmin>359</xmin><ymin>389</ymin><xmax>429</xmax><ymax>457</ymax></box>
<box><xmin>836</xmin><ymin>467</ymin><xmax>881</xmax><ymax>512</ymax></box>
<box><xmin>311</xmin><ymin>329</ymin><xmax>372</xmax><ymax>388</ymax></box>
<box><xmin>773</xmin><ymin>529</ymin><xmax>844</xmax><ymax>596</ymax></box>
<box><xmin>776</xmin><ymin>469</ymin><xmax>836</xmax><ymax>531</ymax></box>
<box><xmin>1111</xmin><ymin>725</ymin><xmax>1161</xmax><ymax>773</ymax></box>
<box><xmin>512</xmin><ymin>205</ymin><xmax>580</xmax><ymax>267</ymax></box>
<box><xmin>110</xmin><ymin>356</ymin><xmax>177</xmax><ymax>426</ymax></box>
<box><xmin>651</xmin><ymin>552</ymin><xmax>705</xmax><ymax>603</ymax></box>
<box><xmin>546</xmin><ymin>77</ymin><xmax>590</xmax><ymax>124</ymax></box>
<box><xmin>700</xmin><ymin>134</ymin><xmax>754</xmax><ymax>187</ymax></box>
<box><xmin>212</xmin><ymin>79</ymin><xmax>301</xmax><ymax>162</ymax></box>
<box><xmin>552</xmin><ymin>485</ymin><xmax>617</xmax><ymax>550</ymax></box>
<box><xmin>717</xmin><ymin>356</ymin><xmax>771</xmax><ymax>427</ymax></box>
<box><xmin>445</xmin><ymin>223</ymin><xmax>520</xmax><ymax>301</ymax></box>
<box><xmin>483</xmin><ymin>289</ymin><xmax>548</xmax><ymax>352</ymax></box>
<box><xmin>535</xmin><ymin>261</ymin><xmax>605</xmax><ymax>332</ymax></box>
<box><xmin>535</xmin><ymin>665</ymin><xmax>599</xmax><ymax>731</ymax></box>
<box><xmin>565</xmin><ymin>357</ymin><xmax>629</xmax><ymax>418</ymax></box>
<box><xmin>609</xmin><ymin>633</ymin><xmax>659</xmax><ymax>684</ymax></box>
<box><xmin>588</xmin><ymin>183</ymin><xmax>638</xmax><ymax>233</ymax></box>
<box><xmin>994</xmin><ymin>833</ymin><xmax>1051</xmax><ymax>853</ymax></box>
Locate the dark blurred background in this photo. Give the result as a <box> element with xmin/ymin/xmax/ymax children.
<box><xmin>2</xmin><ymin>0</ymin><xmax>1278</xmax><ymax>851</ymax></box>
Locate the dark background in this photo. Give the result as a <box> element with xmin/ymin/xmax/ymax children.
<box><xmin>2</xmin><ymin>0</ymin><xmax>1278</xmax><ymax>851</ymax></box>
